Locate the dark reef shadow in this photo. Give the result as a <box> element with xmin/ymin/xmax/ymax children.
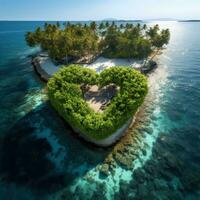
<box><xmin>0</xmin><ymin>102</ymin><xmax>110</xmax><ymax>196</ymax></box>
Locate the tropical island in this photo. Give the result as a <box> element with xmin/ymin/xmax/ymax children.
<box><xmin>26</xmin><ymin>21</ymin><xmax>170</xmax><ymax>146</ymax></box>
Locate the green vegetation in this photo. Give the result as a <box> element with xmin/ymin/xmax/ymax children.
<box><xmin>102</xmin><ymin>24</ymin><xmax>152</xmax><ymax>59</ymax></box>
<box><xmin>26</xmin><ymin>22</ymin><xmax>99</xmax><ymax>62</ymax></box>
<box><xmin>26</xmin><ymin>22</ymin><xmax>170</xmax><ymax>62</ymax></box>
<box><xmin>47</xmin><ymin>65</ymin><xmax>148</xmax><ymax>140</ymax></box>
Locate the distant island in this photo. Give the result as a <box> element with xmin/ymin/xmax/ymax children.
<box><xmin>179</xmin><ymin>20</ymin><xmax>200</xmax><ymax>22</ymax></box>
<box><xmin>102</xmin><ymin>19</ymin><xmax>143</xmax><ymax>22</ymax></box>
<box><xmin>26</xmin><ymin>21</ymin><xmax>170</xmax><ymax>146</ymax></box>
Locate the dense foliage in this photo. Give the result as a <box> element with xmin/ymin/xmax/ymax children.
<box><xmin>47</xmin><ymin>65</ymin><xmax>148</xmax><ymax>140</ymax></box>
<box><xmin>26</xmin><ymin>22</ymin><xmax>99</xmax><ymax>61</ymax></box>
<box><xmin>26</xmin><ymin>22</ymin><xmax>170</xmax><ymax>62</ymax></box>
<box><xmin>102</xmin><ymin>24</ymin><xmax>152</xmax><ymax>59</ymax></box>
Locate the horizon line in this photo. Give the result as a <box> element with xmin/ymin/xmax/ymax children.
<box><xmin>0</xmin><ymin>19</ymin><xmax>200</xmax><ymax>22</ymax></box>
<box><xmin>0</xmin><ymin>19</ymin><xmax>178</xmax><ymax>22</ymax></box>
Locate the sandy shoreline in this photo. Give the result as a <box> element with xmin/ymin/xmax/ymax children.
<box><xmin>32</xmin><ymin>55</ymin><xmax>153</xmax><ymax>81</ymax></box>
<box><xmin>84</xmin><ymin>57</ymin><xmax>144</xmax><ymax>73</ymax></box>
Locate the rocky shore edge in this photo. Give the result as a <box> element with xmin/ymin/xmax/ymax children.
<box><xmin>71</xmin><ymin>116</ymin><xmax>136</xmax><ymax>147</ymax></box>
<box><xmin>32</xmin><ymin>57</ymin><xmax>51</xmax><ymax>81</ymax></box>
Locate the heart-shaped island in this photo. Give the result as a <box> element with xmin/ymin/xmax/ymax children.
<box><xmin>47</xmin><ymin>65</ymin><xmax>147</xmax><ymax>146</ymax></box>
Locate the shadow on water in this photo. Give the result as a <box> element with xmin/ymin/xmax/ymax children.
<box><xmin>0</xmin><ymin>102</ymin><xmax>110</xmax><ymax>197</ymax></box>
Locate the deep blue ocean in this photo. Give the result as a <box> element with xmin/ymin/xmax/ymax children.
<box><xmin>0</xmin><ymin>21</ymin><xmax>200</xmax><ymax>200</ymax></box>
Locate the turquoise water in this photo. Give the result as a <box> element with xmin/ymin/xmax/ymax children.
<box><xmin>0</xmin><ymin>21</ymin><xmax>200</xmax><ymax>200</ymax></box>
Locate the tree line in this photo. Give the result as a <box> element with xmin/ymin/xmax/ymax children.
<box><xmin>26</xmin><ymin>21</ymin><xmax>170</xmax><ymax>63</ymax></box>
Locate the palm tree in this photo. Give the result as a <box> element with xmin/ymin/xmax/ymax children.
<box><xmin>120</xmin><ymin>24</ymin><xmax>124</xmax><ymax>29</ymax></box>
<box><xmin>105</xmin><ymin>21</ymin><xmax>109</xmax><ymax>28</ymax></box>
<box><xmin>56</xmin><ymin>21</ymin><xmax>60</xmax><ymax>28</ymax></box>
<box><xmin>99</xmin><ymin>22</ymin><xmax>105</xmax><ymax>30</ymax></box>
<box><xmin>90</xmin><ymin>21</ymin><xmax>97</xmax><ymax>31</ymax></box>
<box><xmin>136</xmin><ymin>23</ymin><xmax>141</xmax><ymax>29</ymax></box>
<box><xmin>111</xmin><ymin>21</ymin><xmax>116</xmax><ymax>28</ymax></box>
<box><xmin>143</xmin><ymin>24</ymin><xmax>147</xmax><ymax>30</ymax></box>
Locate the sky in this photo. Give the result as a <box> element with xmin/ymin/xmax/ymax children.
<box><xmin>0</xmin><ymin>0</ymin><xmax>200</xmax><ymax>21</ymax></box>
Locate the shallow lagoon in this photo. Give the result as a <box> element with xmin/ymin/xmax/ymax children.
<box><xmin>0</xmin><ymin>21</ymin><xmax>200</xmax><ymax>200</ymax></box>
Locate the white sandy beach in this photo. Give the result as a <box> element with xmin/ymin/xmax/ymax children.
<box><xmin>38</xmin><ymin>56</ymin><xmax>145</xmax><ymax>76</ymax></box>
<box><xmin>84</xmin><ymin>57</ymin><xmax>144</xmax><ymax>73</ymax></box>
